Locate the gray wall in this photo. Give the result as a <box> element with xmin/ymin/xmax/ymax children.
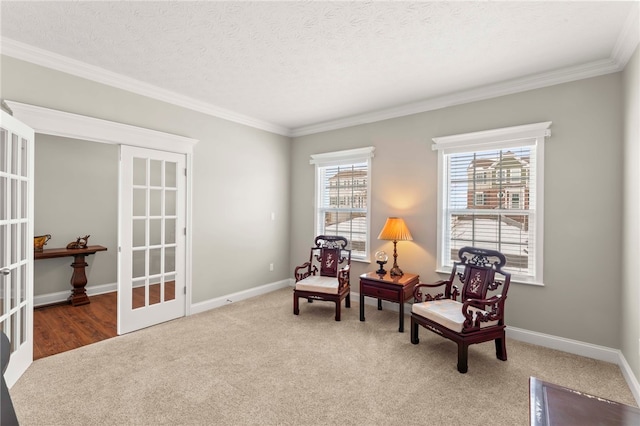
<box><xmin>1</xmin><ymin>49</ymin><xmax>637</xmax><ymax>379</ymax></box>
<box><xmin>34</xmin><ymin>135</ymin><xmax>118</xmax><ymax>295</ymax></box>
<box><xmin>291</xmin><ymin>73</ymin><xmax>624</xmax><ymax>349</ymax></box>
<box><xmin>1</xmin><ymin>55</ymin><xmax>292</xmax><ymax>304</ymax></box>
<box><xmin>622</xmin><ymin>46</ymin><xmax>640</xmax><ymax>379</ymax></box>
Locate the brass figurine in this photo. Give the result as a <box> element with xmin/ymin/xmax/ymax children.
<box><xmin>66</xmin><ymin>235</ymin><xmax>90</xmax><ymax>249</ymax></box>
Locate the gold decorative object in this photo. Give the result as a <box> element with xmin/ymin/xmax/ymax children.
<box><xmin>66</xmin><ymin>235</ymin><xmax>90</xmax><ymax>249</ymax></box>
<box><xmin>34</xmin><ymin>234</ymin><xmax>51</xmax><ymax>251</ymax></box>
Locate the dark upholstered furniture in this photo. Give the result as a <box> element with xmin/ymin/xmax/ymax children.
<box><xmin>293</xmin><ymin>235</ymin><xmax>351</xmax><ymax>321</ymax></box>
<box><xmin>411</xmin><ymin>246</ymin><xmax>511</xmax><ymax>373</ymax></box>
<box><xmin>1</xmin><ymin>331</ymin><xmax>19</xmax><ymax>425</ymax></box>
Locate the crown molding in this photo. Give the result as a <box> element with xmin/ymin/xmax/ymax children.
<box><xmin>612</xmin><ymin>2</ymin><xmax>640</xmax><ymax>68</ymax></box>
<box><xmin>3</xmin><ymin>4</ymin><xmax>638</xmax><ymax>141</ymax></box>
<box><xmin>290</xmin><ymin>57</ymin><xmax>623</xmax><ymax>137</ymax></box>
<box><xmin>292</xmin><ymin>5</ymin><xmax>639</xmax><ymax>138</ymax></box>
<box><xmin>0</xmin><ymin>38</ymin><xmax>291</xmax><ymax>137</ymax></box>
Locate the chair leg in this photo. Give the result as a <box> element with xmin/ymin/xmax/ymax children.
<box><xmin>345</xmin><ymin>291</ymin><xmax>351</xmax><ymax>308</ymax></box>
<box><xmin>335</xmin><ymin>300</ymin><xmax>341</xmax><ymax>321</ymax></box>
<box><xmin>411</xmin><ymin>319</ymin><xmax>419</xmax><ymax>344</ymax></box>
<box><xmin>457</xmin><ymin>343</ymin><xmax>469</xmax><ymax>373</ymax></box>
<box><xmin>495</xmin><ymin>336</ymin><xmax>508</xmax><ymax>361</ymax></box>
<box><xmin>293</xmin><ymin>293</ymin><xmax>299</xmax><ymax>315</ymax></box>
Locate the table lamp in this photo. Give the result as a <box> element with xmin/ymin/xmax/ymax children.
<box><xmin>377</xmin><ymin>217</ymin><xmax>413</xmax><ymax>276</ymax></box>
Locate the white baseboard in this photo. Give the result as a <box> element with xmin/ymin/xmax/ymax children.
<box><xmin>506</xmin><ymin>326</ymin><xmax>640</xmax><ymax>405</ymax></box>
<box><xmin>34</xmin><ymin>282</ymin><xmax>117</xmax><ymax>307</ymax></box>
<box><xmin>354</xmin><ymin>290</ymin><xmax>640</xmax><ymax>406</ymax></box>
<box><xmin>33</xmin><ymin>282</ymin><xmax>640</xmax><ymax>406</ymax></box>
<box><xmin>189</xmin><ymin>278</ymin><xmax>294</xmax><ymax>315</ymax></box>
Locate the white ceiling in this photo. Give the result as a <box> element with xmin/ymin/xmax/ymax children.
<box><xmin>1</xmin><ymin>1</ymin><xmax>639</xmax><ymax>136</ymax></box>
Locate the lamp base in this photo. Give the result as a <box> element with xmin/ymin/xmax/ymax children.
<box><xmin>389</xmin><ymin>265</ymin><xmax>404</xmax><ymax>277</ymax></box>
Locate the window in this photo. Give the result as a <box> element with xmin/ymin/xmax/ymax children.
<box><xmin>510</xmin><ymin>168</ymin><xmax>521</xmax><ymax>183</ymax></box>
<box><xmin>432</xmin><ymin>122</ymin><xmax>551</xmax><ymax>285</ymax></box>
<box><xmin>310</xmin><ymin>147</ymin><xmax>375</xmax><ymax>260</ymax></box>
<box><xmin>511</xmin><ymin>193</ymin><xmax>520</xmax><ymax>209</ymax></box>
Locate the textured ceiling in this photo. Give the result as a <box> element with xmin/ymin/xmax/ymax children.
<box><xmin>1</xmin><ymin>1</ymin><xmax>638</xmax><ymax>136</ymax></box>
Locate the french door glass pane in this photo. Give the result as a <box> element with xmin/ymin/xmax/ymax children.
<box><xmin>149</xmin><ymin>280</ymin><xmax>161</xmax><ymax>306</ymax></box>
<box><xmin>164</xmin><ymin>247</ymin><xmax>175</xmax><ymax>273</ymax></box>
<box><xmin>150</xmin><ymin>160</ymin><xmax>162</xmax><ymax>187</ymax></box>
<box><xmin>133</xmin><ymin>219</ymin><xmax>145</xmax><ymax>247</ymax></box>
<box><xmin>149</xmin><ymin>189</ymin><xmax>161</xmax><ymax>216</ymax></box>
<box><xmin>133</xmin><ymin>158</ymin><xmax>146</xmax><ymax>185</ymax></box>
<box><xmin>165</xmin><ymin>219</ymin><xmax>176</xmax><ymax>244</ymax></box>
<box><xmin>132</xmin><ymin>279</ymin><xmax>145</xmax><ymax>310</ymax></box>
<box><xmin>149</xmin><ymin>219</ymin><xmax>161</xmax><ymax>246</ymax></box>
<box><xmin>132</xmin><ymin>250</ymin><xmax>145</xmax><ymax>278</ymax></box>
<box><xmin>149</xmin><ymin>248</ymin><xmax>161</xmax><ymax>276</ymax></box>
<box><xmin>11</xmin><ymin>135</ymin><xmax>19</xmax><ymax>175</ymax></box>
<box><xmin>0</xmin><ymin>129</ymin><xmax>6</xmax><ymax>172</ymax></box>
<box><xmin>165</xmin><ymin>190</ymin><xmax>176</xmax><ymax>215</ymax></box>
<box><xmin>165</xmin><ymin>275</ymin><xmax>176</xmax><ymax>302</ymax></box>
<box><xmin>133</xmin><ymin>189</ymin><xmax>146</xmax><ymax>216</ymax></box>
<box><xmin>165</xmin><ymin>162</ymin><xmax>176</xmax><ymax>188</ymax></box>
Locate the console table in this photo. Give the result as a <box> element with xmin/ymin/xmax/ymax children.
<box><xmin>529</xmin><ymin>376</ymin><xmax>640</xmax><ymax>425</ymax></box>
<box><xmin>34</xmin><ymin>245</ymin><xmax>108</xmax><ymax>306</ymax></box>
<box><xmin>359</xmin><ymin>272</ymin><xmax>419</xmax><ymax>332</ymax></box>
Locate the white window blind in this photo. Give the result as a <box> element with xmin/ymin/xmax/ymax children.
<box><xmin>310</xmin><ymin>147</ymin><xmax>374</xmax><ymax>260</ymax></box>
<box><xmin>433</xmin><ymin>122</ymin><xmax>550</xmax><ymax>285</ymax></box>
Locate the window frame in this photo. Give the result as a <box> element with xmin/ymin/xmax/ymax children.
<box><xmin>432</xmin><ymin>122</ymin><xmax>551</xmax><ymax>285</ymax></box>
<box><xmin>310</xmin><ymin>147</ymin><xmax>375</xmax><ymax>262</ymax></box>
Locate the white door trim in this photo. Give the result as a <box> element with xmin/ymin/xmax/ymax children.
<box><xmin>4</xmin><ymin>101</ymin><xmax>198</xmax><ymax>321</ymax></box>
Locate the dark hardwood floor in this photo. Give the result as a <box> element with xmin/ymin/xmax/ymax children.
<box><xmin>33</xmin><ymin>282</ymin><xmax>175</xmax><ymax>359</ymax></box>
<box><xmin>34</xmin><ymin>292</ymin><xmax>118</xmax><ymax>360</ymax></box>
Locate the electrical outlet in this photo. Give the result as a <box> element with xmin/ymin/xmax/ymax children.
<box><xmin>269</xmin><ymin>263</ymin><xmax>274</xmax><ymax>271</ymax></box>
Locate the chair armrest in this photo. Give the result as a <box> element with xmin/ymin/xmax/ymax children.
<box><xmin>294</xmin><ymin>262</ymin><xmax>317</xmax><ymax>282</ymax></box>
<box><xmin>413</xmin><ymin>280</ymin><xmax>449</xmax><ymax>302</ymax></box>
<box><xmin>461</xmin><ymin>294</ymin><xmax>505</xmax><ymax>330</ymax></box>
<box><xmin>337</xmin><ymin>264</ymin><xmax>350</xmax><ymax>289</ymax></box>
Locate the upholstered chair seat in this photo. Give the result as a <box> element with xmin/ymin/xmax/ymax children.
<box><xmin>411</xmin><ymin>299</ymin><xmax>499</xmax><ymax>333</ymax></box>
<box><xmin>293</xmin><ymin>235</ymin><xmax>351</xmax><ymax>321</ymax></box>
<box><xmin>411</xmin><ymin>246</ymin><xmax>511</xmax><ymax>373</ymax></box>
<box><xmin>294</xmin><ymin>275</ymin><xmax>340</xmax><ymax>295</ymax></box>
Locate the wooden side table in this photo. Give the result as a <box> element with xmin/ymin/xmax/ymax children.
<box><xmin>34</xmin><ymin>245</ymin><xmax>108</xmax><ymax>306</ymax></box>
<box><xmin>359</xmin><ymin>272</ymin><xmax>419</xmax><ymax>332</ymax></box>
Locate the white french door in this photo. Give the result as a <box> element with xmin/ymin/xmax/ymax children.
<box><xmin>118</xmin><ymin>146</ymin><xmax>186</xmax><ymax>334</ymax></box>
<box><xmin>0</xmin><ymin>111</ymin><xmax>34</xmax><ymax>388</ymax></box>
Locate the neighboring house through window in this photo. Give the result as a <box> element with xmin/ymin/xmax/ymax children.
<box><xmin>310</xmin><ymin>147</ymin><xmax>375</xmax><ymax>260</ymax></box>
<box><xmin>432</xmin><ymin>122</ymin><xmax>551</xmax><ymax>285</ymax></box>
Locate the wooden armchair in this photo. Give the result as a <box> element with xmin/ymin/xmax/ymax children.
<box><xmin>293</xmin><ymin>235</ymin><xmax>351</xmax><ymax>321</ymax></box>
<box><xmin>411</xmin><ymin>246</ymin><xmax>511</xmax><ymax>373</ymax></box>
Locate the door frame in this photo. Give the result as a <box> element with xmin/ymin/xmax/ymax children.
<box><xmin>4</xmin><ymin>100</ymin><xmax>198</xmax><ymax>327</ymax></box>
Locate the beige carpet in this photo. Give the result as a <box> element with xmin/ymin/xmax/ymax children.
<box><xmin>10</xmin><ymin>288</ymin><xmax>637</xmax><ymax>425</ymax></box>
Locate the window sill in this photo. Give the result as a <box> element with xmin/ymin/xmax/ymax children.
<box><xmin>435</xmin><ymin>268</ymin><xmax>544</xmax><ymax>287</ymax></box>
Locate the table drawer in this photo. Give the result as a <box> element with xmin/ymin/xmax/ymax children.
<box><xmin>361</xmin><ymin>283</ymin><xmax>399</xmax><ymax>301</ymax></box>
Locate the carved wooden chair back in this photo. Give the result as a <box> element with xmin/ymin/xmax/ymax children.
<box><xmin>312</xmin><ymin>235</ymin><xmax>351</xmax><ymax>278</ymax></box>
<box><xmin>450</xmin><ymin>247</ymin><xmax>510</xmax><ymax>314</ymax></box>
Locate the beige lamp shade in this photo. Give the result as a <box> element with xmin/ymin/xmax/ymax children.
<box><xmin>377</xmin><ymin>217</ymin><xmax>412</xmax><ymax>276</ymax></box>
<box><xmin>378</xmin><ymin>217</ymin><xmax>413</xmax><ymax>241</ymax></box>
